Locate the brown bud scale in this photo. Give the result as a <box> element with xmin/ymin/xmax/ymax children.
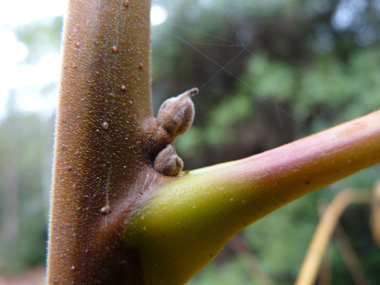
<box><xmin>157</xmin><ymin>88</ymin><xmax>198</xmax><ymax>141</ymax></box>
<box><xmin>153</xmin><ymin>144</ymin><xmax>183</xmax><ymax>176</ymax></box>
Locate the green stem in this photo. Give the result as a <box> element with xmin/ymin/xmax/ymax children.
<box><xmin>125</xmin><ymin>110</ymin><xmax>380</xmax><ymax>284</ymax></box>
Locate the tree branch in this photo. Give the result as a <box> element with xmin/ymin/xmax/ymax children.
<box><xmin>48</xmin><ymin>0</ymin><xmax>380</xmax><ymax>284</ymax></box>
<box><xmin>47</xmin><ymin>0</ymin><xmax>152</xmax><ymax>283</ymax></box>
<box><xmin>125</xmin><ymin>110</ymin><xmax>380</xmax><ymax>284</ymax></box>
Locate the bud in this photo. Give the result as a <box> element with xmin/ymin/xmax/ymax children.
<box><xmin>157</xmin><ymin>88</ymin><xmax>198</xmax><ymax>141</ymax></box>
<box><xmin>141</xmin><ymin>117</ymin><xmax>171</xmax><ymax>160</ymax></box>
<box><xmin>154</xmin><ymin>144</ymin><xmax>184</xmax><ymax>176</ymax></box>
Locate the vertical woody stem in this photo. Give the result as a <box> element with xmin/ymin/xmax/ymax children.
<box><xmin>48</xmin><ymin>0</ymin><xmax>152</xmax><ymax>283</ymax></box>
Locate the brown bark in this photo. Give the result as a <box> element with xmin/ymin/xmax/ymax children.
<box><xmin>47</xmin><ymin>0</ymin><xmax>153</xmax><ymax>283</ymax></box>
<box><xmin>47</xmin><ymin>1</ymin><xmax>380</xmax><ymax>284</ymax></box>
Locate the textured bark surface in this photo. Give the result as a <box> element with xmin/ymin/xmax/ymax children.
<box><xmin>48</xmin><ymin>0</ymin><xmax>153</xmax><ymax>283</ymax></box>
<box><xmin>47</xmin><ymin>1</ymin><xmax>380</xmax><ymax>284</ymax></box>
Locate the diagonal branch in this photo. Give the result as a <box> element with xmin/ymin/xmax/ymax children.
<box><xmin>125</xmin><ymin>110</ymin><xmax>380</xmax><ymax>284</ymax></box>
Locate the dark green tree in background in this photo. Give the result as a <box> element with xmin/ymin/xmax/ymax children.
<box><xmin>1</xmin><ymin>0</ymin><xmax>379</xmax><ymax>283</ymax></box>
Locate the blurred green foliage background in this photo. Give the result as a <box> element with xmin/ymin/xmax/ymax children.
<box><xmin>1</xmin><ymin>0</ymin><xmax>380</xmax><ymax>283</ymax></box>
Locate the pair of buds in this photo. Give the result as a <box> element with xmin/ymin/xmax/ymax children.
<box><xmin>148</xmin><ymin>88</ymin><xmax>198</xmax><ymax>176</ymax></box>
